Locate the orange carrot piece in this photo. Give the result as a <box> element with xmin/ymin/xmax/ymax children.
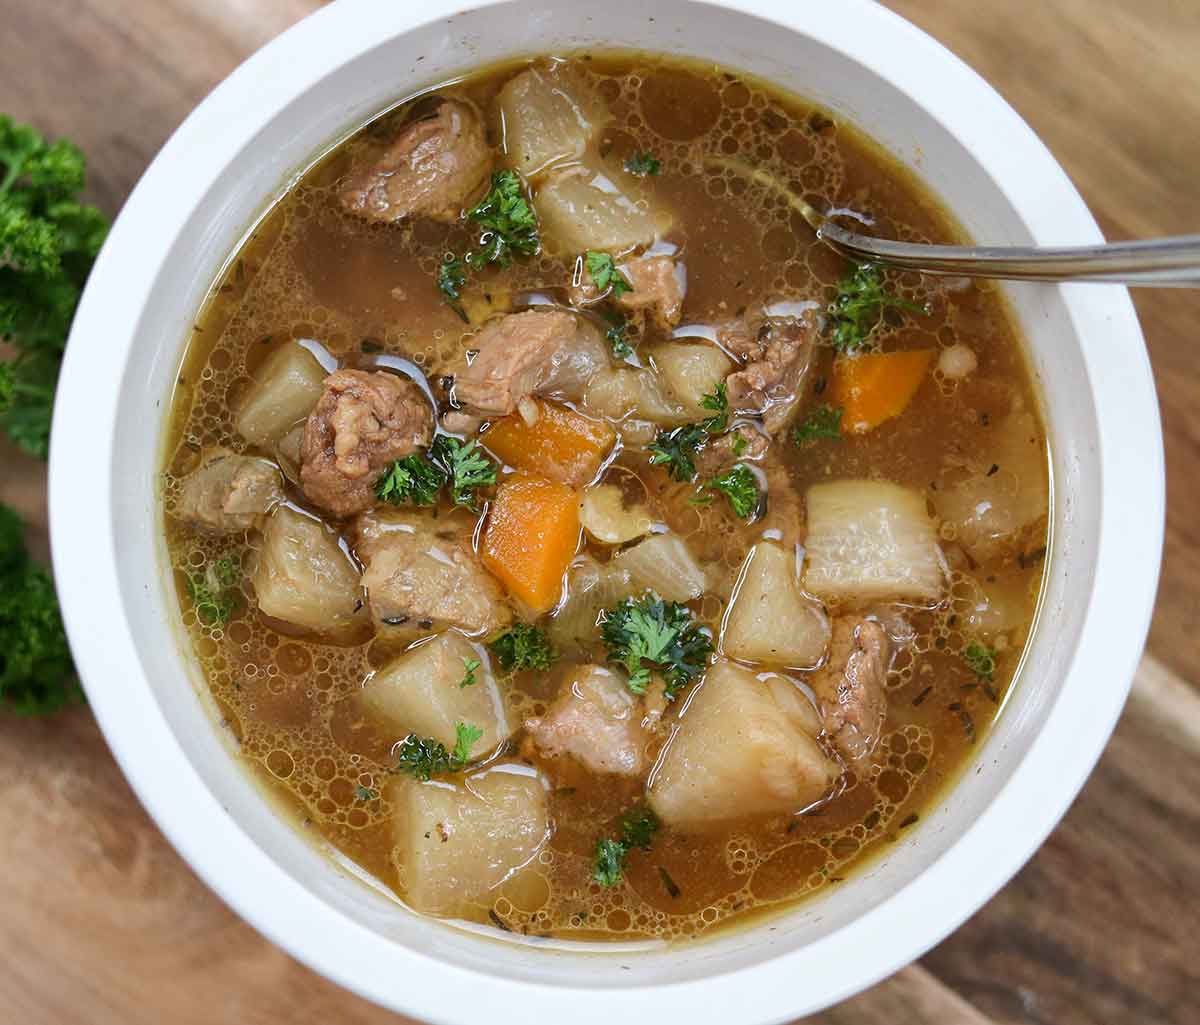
<box><xmin>481</xmin><ymin>474</ymin><xmax>580</xmax><ymax>613</ymax></box>
<box><xmin>834</xmin><ymin>350</ymin><xmax>934</xmax><ymax>434</ymax></box>
<box><xmin>482</xmin><ymin>401</ymin><xmax>616</xmax><ymax>486</ymax></box>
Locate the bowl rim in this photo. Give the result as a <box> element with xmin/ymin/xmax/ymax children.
<box><xmin>48</xmin><ymin>0</ymin><xmax>1164</xmax><ymax>1021</ymax></box>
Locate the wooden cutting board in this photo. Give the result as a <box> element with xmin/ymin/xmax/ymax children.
<box><xmin>2</xmin><ymin>2</ymin><xmax>1197</xmax><ymax>1022</ymax></box>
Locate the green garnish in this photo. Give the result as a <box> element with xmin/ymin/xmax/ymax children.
<box><xmin>354</xmin><ymin>784</ymin><xmax>379</xmax><ymax>802</ymax></box>
<box><xmin>187</xmin><ymin>558</ymin><xmax>241</xmax><ymax>626</ymax></box>
<box><xmin>792</xmin><ymin>404</ymin><xmax>843</xmax><ymax>444</ymax></box>
<box><xmin>585</xmin><ymin>250</ymin><xmax>632</xmax><ymax>298</ymax></box>
<box><xmin>647</xmin><ymin>384</ymin><xmax>728</xmax><ymax>483</ymax></box>
<box><xmin>467</xmin><ymin>169</ymin><xmax>540</xmax><ymax>268</ymax></box>
<box><xmin>394</xmin><ymin>721</ymin><xmax>484</xmax><ymax>781</ymax></box>
<box><xmin>963</xmin><ymin>643</ymin><xmax>997</xmax><ymax>682</ymax></box>
<box><xmin>604</xmin><ymin>312</ymin><xmax>633</xmax><ymax>358</ymax></box>
<box><xmin>731</xmin><ymin>432</ymin><xmax>749</xmax><ymax>456</ymax></box>
<box><xmin>459</xmin><ymin>656</ymin><xmax>481</xmax><ymax>688</ymax></box>
<box><xmin>601</xmin><ymin>593</ymin><xmax>712</xmax><ymax>697</ymax></box>
<box><xmin>592</xmin><ymin>806</ymin><xmax>661</xmax><ymax>887</ymax></box>
<box><xmin>827</xmin><ymin>262</ymin><xmax>925</xmax><ymax>354</ymax></box>
<box><xmin>490</xmin><ymin>623</ymin><xmax>556</xmax><ymax>672</ymax></box>
<box><xmin>375</xmin><ymin>453</ymin><xmax>445</xmax><ymax>507</ymax></box>
<box><xmin>623</xmin><ymin>151</ymin><xmax>661</xmax><ymax>177</ymax></box>
<box><xmin>0</xmin><ymin>502</ymin><xmax>78</xmax><ymax>715</ymax></box>
<box><xmin>704</xmin><ymin>464</ymin><xmax>760</xmax><ymax>519</ymax></box>
<box><xmin>429</xmin><ymin>436</ymin><xmax>497</xmax><ymax>511</ymax></box>
<box><xmin>436</xmin><ymin>253</ymin><xmax>468</xmax><ymax>322</ymax></box>
<box><xmin>699</xmin><ymin>381</ymin><xmax>729</xmax><ymax>433</ymax></box>
<box><xmin>0</xmin><ymin>116</ymin><xmax>109</xmax><ymax>457</ymax></box>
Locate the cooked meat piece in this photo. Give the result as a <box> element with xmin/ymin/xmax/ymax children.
<box><xmin>355</xmin><ymin>509</ymin><xmax>511</xmax><ymax>636</ymax></box>
<box><xmin>809</xmin><ymin>617</ymin><xmax>890</xmax><ymax>765</ymax></box>
<box><xmin>340</xmin><ymin>98</ymin><xmax>493</xmax><ymax>224</ymax></box>
<box><xmin>175</xmin><ymin>450</ymin><xmax>283</xmax><ymax>533</ymax></box>
<box><xmin>722</xmin><ymin>310</ymin><xmax>818</xmax><ymax>434</ymax></box>
<box><xmin>716</xmin><ymin>318</ymin><xmax>764</xmax><ymax>361</ymax></box>
<box><xmin>525</xmin><ymin>665</ymin><xmax>646</xmax><ymax>776</ymax></box>
<box><xmin>441</xmin><ymin>410</ymin><xmax>485</xmax><ymax>435</ymax></box>
<box><xmin>568</xmin><ymin>255</ymin><xmax>685</xmax><ymax>333</ymax></box>
<box><xmin>450</xmin><ymin>309</ymin><xmax>610</xmax><ymax>417</ymax></box>
<box><xmin>300</xmin><ymin>370</ymin><xmax>432</xmax><ymax>519</ymax></box>
<box><xmin>694</xmin><ymin>425</ymin><xmax>769</xmax><ymax>476</ymax></box>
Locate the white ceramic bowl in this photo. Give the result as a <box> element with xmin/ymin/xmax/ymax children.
<box><xmin>48</xmin><ymin>1</ymin><xmax>1163</xmax><ymax>1021</ymax></box>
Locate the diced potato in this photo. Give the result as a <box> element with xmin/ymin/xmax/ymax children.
<box><xmin>252</xmin><ymin>506</ymin><xmax>364</xmax><ymax>633</ymax></box>
<box><xmin>804</xmin><ymin>480</ymin><xmax>945</xmax><ymax>605</ymax></box>
<box><xmin>394</xmin><ymin>765</ymin><xmax>551</xmax><ymax>915</ymax></box>
<box><xmin>931</xmin><ymin>411</ymin><xmax>1049</xmax><ymax>564</ymax></box>
<box><xmin>360</xmin><ymin>632</ymin><xmax>510</xmax><ymax>752</ymax></box>
<box><xmin>721</xmin><ymin>542</ymin><xmax>829</xmax><ymax>668</ymax></box>
<box><xmin>583</xmin><ymin>367</ymin><xmax>688</xmax><ymax>426</ymax></box>
<box><xmin>579</xmin><ymin>484</ymin><xmax>653</xmax><ymax>545</ymax></box>
<box><xmin>498</xmin><ymin>66</ymin><xmax>607</xmax><ymax>177</ymax></box>
<box><xmin>648</xmin><ymin>660</ymin><xmax>839</xmax><ymax>830</ymax></box>
<box><xmin>650</xmin><ymin>341</ymin><xmax>735</xmax><ymax>419</ymax></box>
<box><xmin>614</xmin><ymin>533</ymin><xmax>707</xmax><ymax>602</ymax></box>
<box><xmin>548</xmin><ymin>556</ymin><xmax>636</xmax><ymax>653</ymax></box>
<box><xmin>235</xmin><ymin>341</ymin><xmax>327</xmax><ymax>447</ymax></box>
<box><xmin>536</xmin><ymin>163</ymin><xmax>667</xmax><ymax>255</ymax></box>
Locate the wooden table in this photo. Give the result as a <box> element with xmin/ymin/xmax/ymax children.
<box><xmin>3</xmin><ymin>2</ymin><xmax>1197</xmax><ymax>1022</ymax></box>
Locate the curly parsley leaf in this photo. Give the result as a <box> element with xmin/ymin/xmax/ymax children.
<box><xmin>459</xmin><ymin>656</ymin><xmax>481</xmax><ymax>688</ymax></box>
<box><xmin>792</xmin><ymin>404</ymin><xmax>843</xmax><ymax>445</ymax></box>
<box><xmin>647</xmin><ymin>386</ymin><xmax>728</xmax><ymax>483</ymax></box>
<box><xmin>704</xmin><ymin>463</ymin><xmax>761</xmax><ymax>519</ymax></box>
<box><xmin>623</xmin><ymin>151</ymin><xmax>661</xmax><ymax>177</ymax></box>
<box><xmin>429</xmin><ymin>436</ymin><xmax>497</xmax><ymax>511</ymax></box>
<box><xmin>592</xmin><ymin>806</ymin><xmax>661</xmax><ymax>887</ymax></box>
<box><xmin>699</xmin><ymin>381</ymin><xmax>729</xmax><ymax>433</ymax></box>
<box><xmin>601</xmin><ymin>593</ymin><xmax>712</xmax><ymax>697</ymax></box>
<box><xmin>827</xmin><ymin>262</ymin><xmax>925</xmax><ymax>354</ymax></box>
<box><xmin>187</xmin><ymin>557</ymin><xmax>241</xmax><ymax>626</ymax></box>
<box><xmin>436</xmin><ymin>253</ymin><xmax>468</xmax><ymax>322</ymax></box>
<box><xmin>585</xmin><ymin>250</ymin><xmax>632</xmax><ymax>298</ymax></box>
<box><xmin>491</xmin><ymin>623</ymin><xmax>556</xmax><ymax>672</ymax></box>
<box><xmin>604</xmin><ymin>312</ymin><xmax>633</xmax><ymax>358</ymax></box>
<box><xmin>375</xmin><ymin>453</ymin><xmax>445</xmax><ymax>506</ymax></box>
<box><xmin>394</xmin><ymin>721</ymin><xmax>483</xmax><ymax>781</ymax></box>
<box><xmin>963</xmin><ymin>643</ymin><xmax>998</xmax><ymax>682</ymax></box>
<box><xmin>466</xmin><ymin>169</ymin><xmax>539</xmax><ymax>268</ymax></box>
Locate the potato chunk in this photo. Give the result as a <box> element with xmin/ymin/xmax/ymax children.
<box><xmin>394</xmin><ymin>766</ymin><xmax>551</xmax><ymax>915</ymax></box>
<box><xmin>721</xmin><ymin>541</ymin><xmax>829</xmax><ymax>668</ymax></box>
<box><xmin>252</xmin><ymin>506</ymin><xmax>364</xmax><ymax>633</ymax></box>
<box><xmin>804</xmin><ymin>480</ymin><xmax>945</xmax><ymax>605</ymax></box>
<box><xmin>360</xmin><ymin>632</ymin><xmax>510</xmax><ymax>752</ymax></box>
<box><xmin>499</xmin><ymin>66</ymin><xmax>606</xmax><ymax>177</ymax></box>
<box><xmin>649</xmin><ymin>660</ymin><xmax>839</xmax><ymax>830</ymax></box>
<box><xmin>583</xmin><ymin>366</ymin><xmax>689</xmax><ymax>427</ymax></box>
<box><xmin>235</xmin><ymin>342</ymin><xmax>327</xmax><ymax>448</ymax></box>
<box><xmin>650</xmin><ymin>341</ymin><xmax>734</xmax><ymax>419</ymax></box>
<box><xmin>614</xmin><ymin>533</ymin><xmax>707</xmax><ymax>602</ymax></box>
<box><xmin>536</xmin><ymin>163</ymin><xmax>666</xmax><ymax>254</ymax></box>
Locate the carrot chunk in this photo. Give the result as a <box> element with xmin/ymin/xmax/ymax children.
<box><xmin>834</xmin><ymin>349</ymin><xmax>934</xmax><ymax>434</ymax></box>
<box><xmin>482</xmin><ymin>401</ymin><xmax>616</xmax><ymax>486</ymax></box>
<box><xmin>481</xmin><ymin>474</ymin><xmax>580</xmax><ymax>613</ymax></box>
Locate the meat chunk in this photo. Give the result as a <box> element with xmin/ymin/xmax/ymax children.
<box><xmin>450</xmin><ymin>310</ymin><xmax>609</xmax><ymax>418</ymax></box>
<box><xmin>809</xmin><ymin>617</ymin><xmax>890</xmax><ymax>765</ymax></box>
<box><xmin>340</xmin><ymin>98</ymin><xmax>493</xmax><ymax>224</ymax></box>
<box><xmin>175</xmin><ymin>450</ymin><xmax>283</xmax><ymax>533</ymax></box>
<box><xmin>525</xmin><ymin>665</ymin><xmax>647</xmax><ymax>776</ymax></box>
<box><xmin>720</xmin><ymin>310</ymin><xmax>818</xmax><ymax>434</ymax></box>
<box><xmin>300</xmin><ymin>370</ymin><xmax>432</xmax><ymax>519</ymax></box>
<box><xmin>694</xmin><ymin>425</ymin><xmax>769</xmax><ymax>476</ymax></box>
<box><xmin>568</xmin><ymin>255</ymin><xmax>685</xmax><ymax>333</ymax></box>
<box><xmin>354</xmin><ymin>509</ymin><xmax>511</xmax><ymax>637</ymax></box>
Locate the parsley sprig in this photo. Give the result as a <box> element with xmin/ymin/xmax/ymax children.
<box><xmin>792</xmin><ymin>404</ymin><xmax>843</xmax><ymax>444</ymax></box>
<box><xmin>593</xmin><ymin>806</ymin><xmax>660</xmax><ymax>887</ymax></box>
<box><xmin>459</xmin><ymin>656</ymin><xmax>481</xmax><ymax>688</ymax></box>
<box><xmin>623</xmin><ymin>151</ymin><xmax>661</xmax><ymax>177</ymax></box>
<box><xmin>703</xmin><ymin>464</ymin><xmax>761</xmax><ymax>519</ymax></box>
<box><xmin>490</xmin><ymin>623</ymin><xmax>556</xmax><ymax>672</ymax></box>
<box><xmin>648</xmin><ymin>383</ymin><xmax>729</xmax><ymax>482</ymax></box>
<box><xmin>827</xmin><ymin>262</ymin><xmax>925</xmax><ymax>354</ymax></box>
<box><xmin>436</xmin><ymin>253</ymin><xmax>468</xmax><ymax>323</ymax></box>
<box><xmin>963</xmin><ymin>643</ymin><xmax>998</xmax><ymax>682</ymax></box>
<box><xmin>374</xmin><ymin>437</ymin><xmax>497</xmax><ymax>511</ymax></box>
<box><xmin>601</xmin><ymin>593</ymin><xmax>712</xmax><ymax>697</ymax></box>
<box><xmin>394</xmin><ymin>722</ymin><xmax>484</xmax><ymax>781</ymax></box>
<box><xmin>585</xmin><ymin>250</ymin><xmax>632</xmax><ymax>298</ymax></box>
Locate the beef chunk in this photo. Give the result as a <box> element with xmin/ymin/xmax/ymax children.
<box><xmin>721</xmin><ymin>309</ymin><xmax>818</xmax><ymax>434</ymax></box>
<box><xmin>300</xmin><ymin>370</ymin><xmax>432</xmax><ymax>519</ymax></box>
<box><xmin>340</xmin><ymin>98</ymin><xmax>493</xmax><ymax>224</ymax></box>
<box><xmin>175</xmin><ymin>450</ymin><xmax>283</xmax><ymax>533</ymax></box>
<box><xmin>809</xmin><ymin>617</ymin><xmax>890</xmax><ymax>765</ymax></box>
<box><xmin>568</xmin><ymin>255</ymin><xmax>685</xmax><ymax>333</ymax></box>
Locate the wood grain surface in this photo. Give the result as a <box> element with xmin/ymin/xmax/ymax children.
<box><xmin>2</xmin><ymin>2</ymin><xmax>1198</xmax><ymax>1023</ymax></box>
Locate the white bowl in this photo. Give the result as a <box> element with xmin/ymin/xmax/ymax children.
<box><xmin>48</xmin><ymin>1</ymin><xmax>1163</xmax><ymax>1021</ymax></box>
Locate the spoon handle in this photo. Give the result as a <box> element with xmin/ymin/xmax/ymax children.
<box><xmin>817</xmin><ymin>222</ymin><xmax>1200</xmax><ymax>287</ymax></box>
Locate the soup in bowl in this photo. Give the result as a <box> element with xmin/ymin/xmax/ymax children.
<box><xmin>48</xmin><ymin>1</ymin><xmax>1162</xmax><ymax>1021</ymax></box>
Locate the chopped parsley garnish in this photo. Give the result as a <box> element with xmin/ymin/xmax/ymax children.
<box><xmin>827</xmin><ymin>262</ymin><xmax>925</xmax><ymax>354</ymax></box>
<box><xmin>601</xmin><ymin>593</ymin><xmax>712</xmax><ymax>697</ymax></box>
<box><xmin>436</xmin><ymin>253</ymin><xmax>468</xmax><ymax>322</ymax></box>
<box><xmin>490</xmin><ymin>623</ymin><xmax>556</xmax><ymax>672</ymax></box>
<box><xmin>459</xmin><ymin>656</ymin><xmax>481</xmax><ymax>688</ymax></box>
<box><xmin>792</xmin><ymin>404</ymin><xmax>843</xmax><ymax>444</ymax></box>
<box><xmin>375</xmin><ymin>453</ymin><xmax>445</xmax><ymax>506</ymax></box>
<box><xmin>623</xmin><ymin>151</ymin><xmax>661</xmax><ymax>176</ymax></box>
<box><xmin>604</xmin><ymin>312</ymin><xmax>633</xmax><ymax>358</ymax></box>
<box><xmin>466</xmin><ymin>169</ymin><xmax>540</xmax><ymax>268</ymax></box>
<box><xmin>731</xmin><ymin>432</ymin><xmax>749</xmax><ymax>456</ymax></box>
<box><xmin>187</xmin><ymin>558</ymin><xmax>241</xmax><ymax>626</ymax></box>
<box><xmin>394</xmin><ymin>721</ymin><xmax>483</xmax><ymax>781</ymax></box>
<box><xmin>963</xmin><ymin>643</ymin><xmax>998</xmax><ymax>682</ymax></box>
<box><xmin>585</xmin><ymin>250</ymin><xmax>632</xmax><ymax>298</ymax></box>
<box><xmin>429</xmin><ymin>436</ymin><xmax>497</xmax><ymax>511</ymax></box>
<box><xmin>592</xmin><ymin>806</ymin><xmax>661</xmax><ymax>887</ymax></box>
<box><xmin>647</xmin><ymin>384</ymin><xmax>728</xmax><ymax>482</ymax></box>
<box><xmin>354</xmin><ymin>784</ymin><xmax>378</xmax><ymax>802</ymax></box>
<box><xmin>699</xmin><ymin>381</ymin><xmax>729</xmax><ymax>432</ymax></box>
<box><xmin>704</xmin><ymin>464</ymin><xmax>761</xmax><ymax>519</ymax></box>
